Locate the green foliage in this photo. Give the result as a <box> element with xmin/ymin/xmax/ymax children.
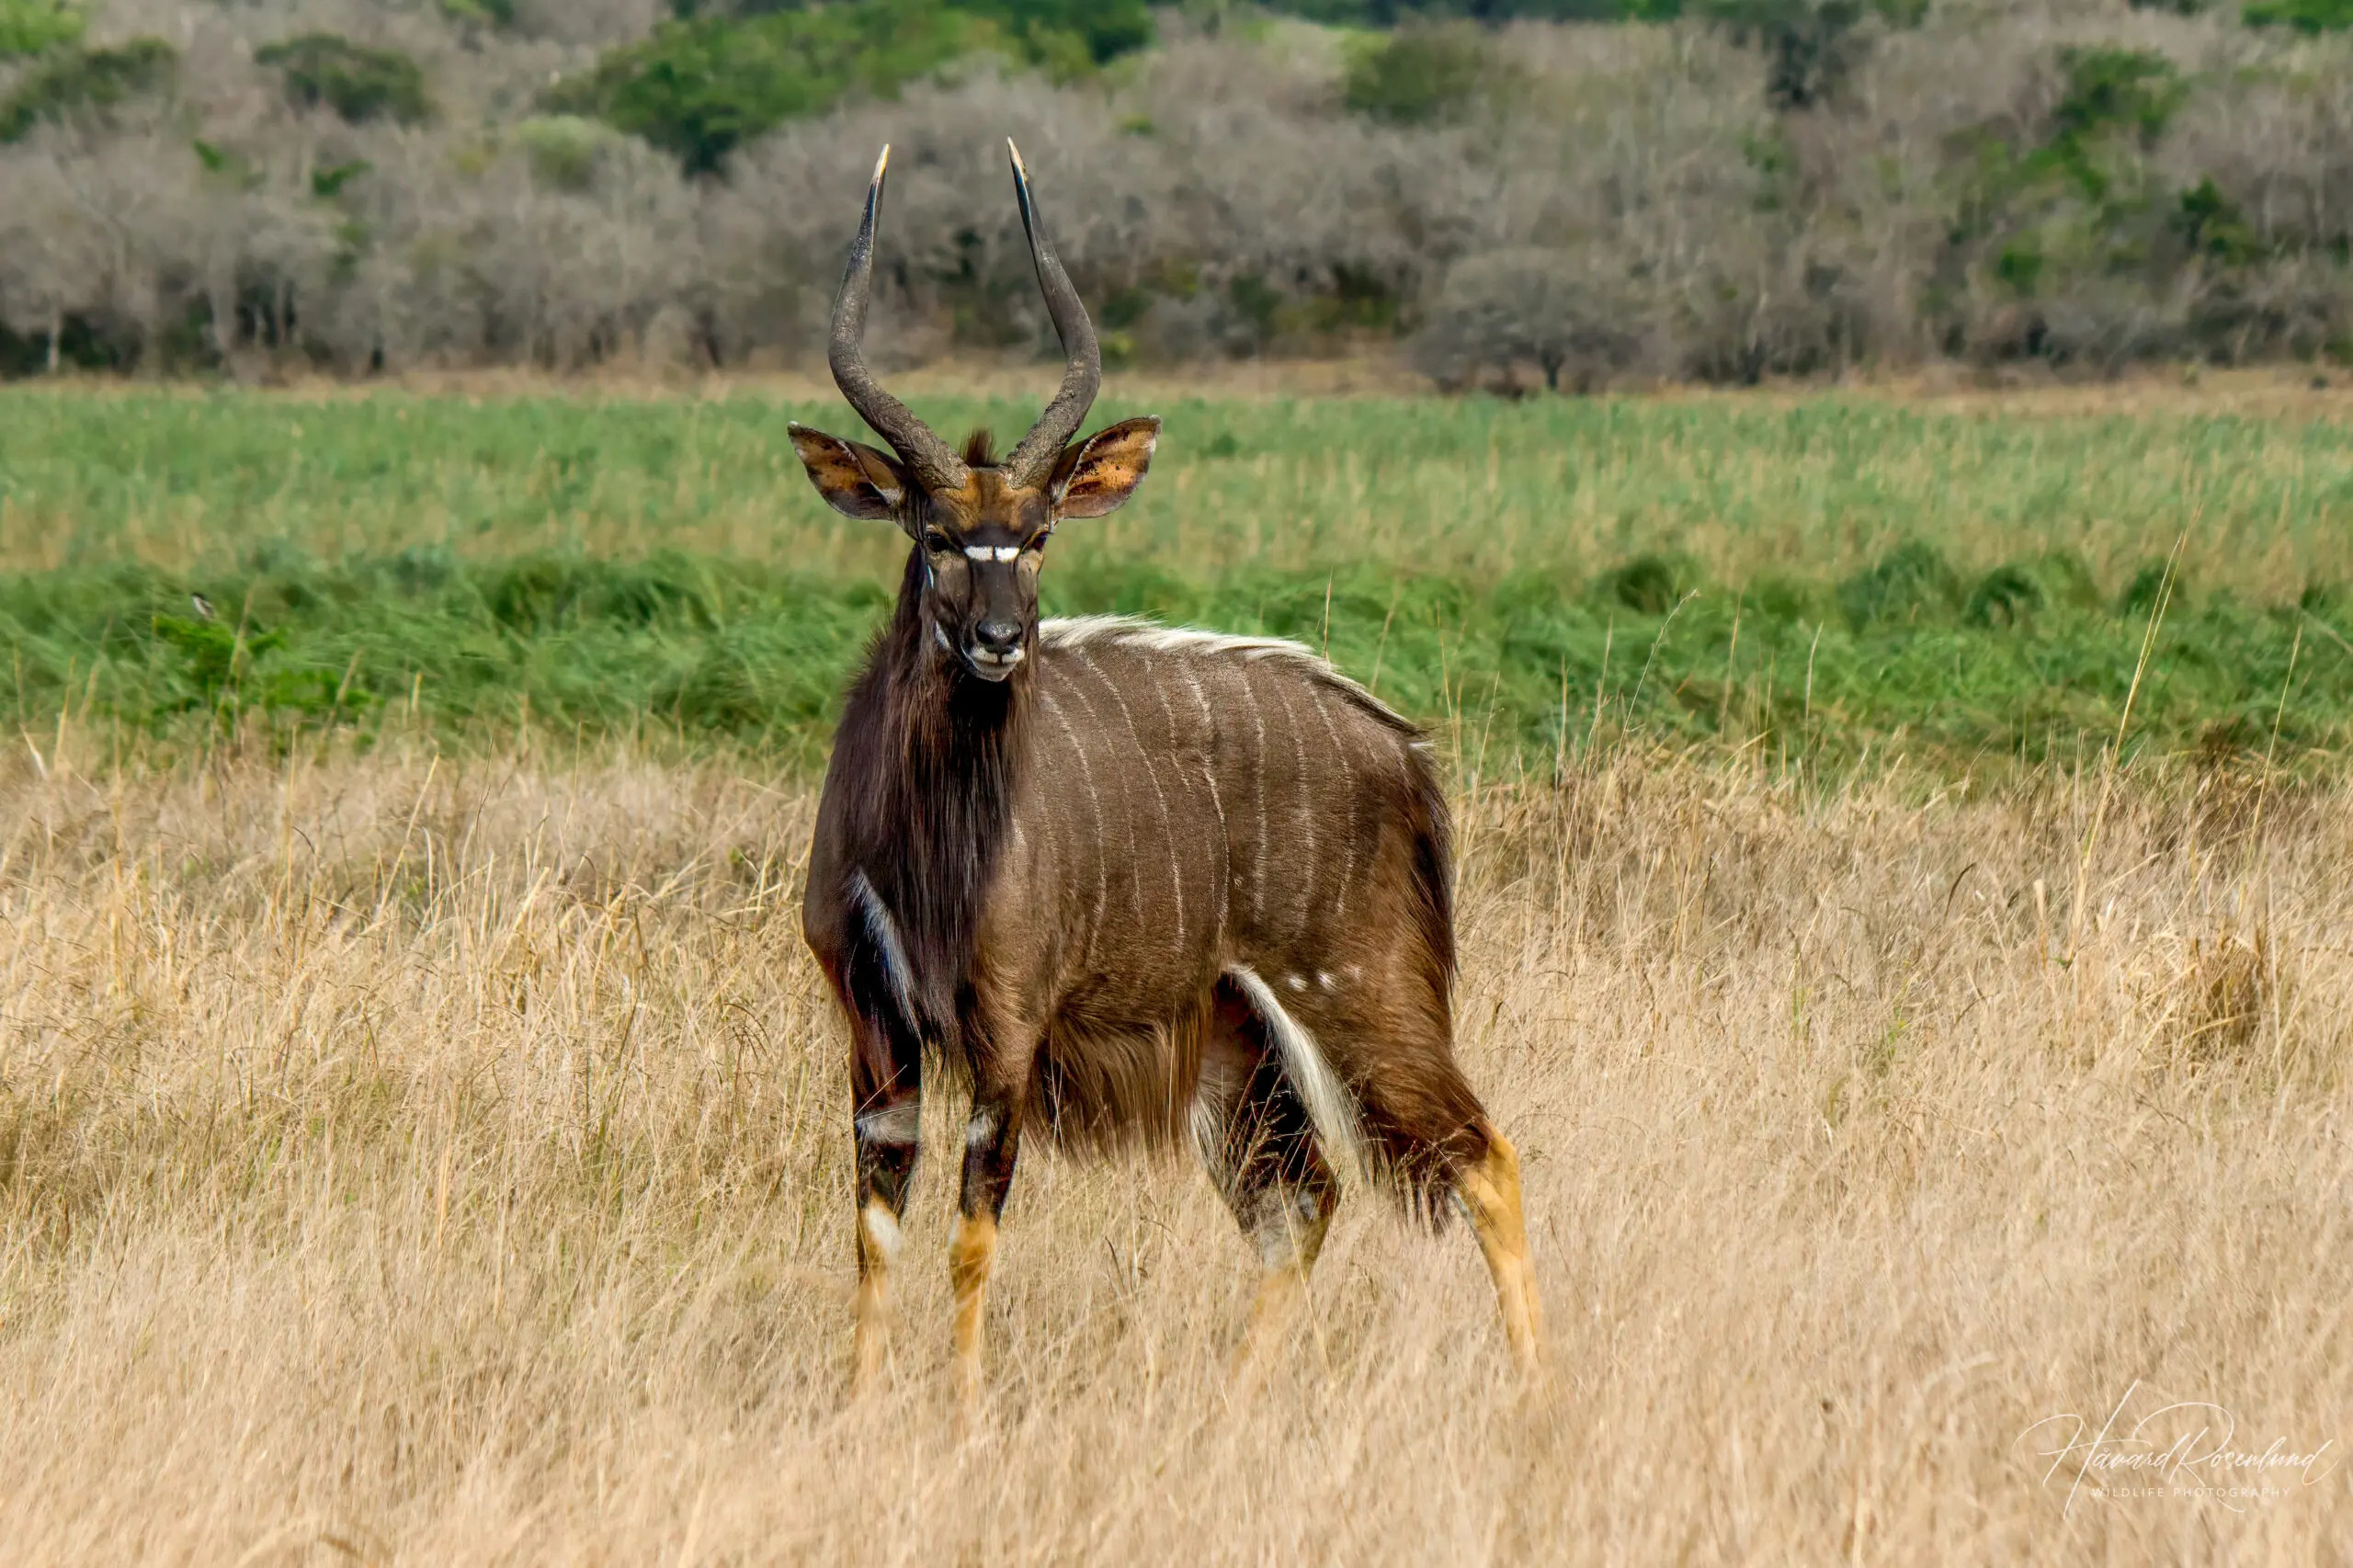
<box><xmin>1344</xmin><ymin>23</ymin><xmax>1494</xmax><ymax>126</ymax></box>
<box><xmin>1601</xmin><ymin>552</ymin><xmax>1700</xmax><ymax>614</ymax></box>
<box><xmin>311</xmin><ymin>158</ymin><xmax>371</xmax><ymax>199</ymax></box>
<box><xmin>515</xmin><ymin>116</ymin><xmax>620</xmax><ymax>190</ymax></box>
<box><xmin>557</xmin><ymin>0</ymin><xmax>1153</xmax><ymax>175</ymax></box>
<box><xmin>0</xmin><ymin>0</ymin><xmax>83</xmax><ymax>58</ymax></box>
<box><xmin>438</xmin><ymin>0</ymin><xmax>516</xmax><ymax>24</ymax></box>
<box><xmin>2050</xmin><ymin>47</ymin><xmax>2186</xmax><ymax>153</ymax></box>
<box><xmin>1</xmin><ymin>540</ymin><xmax>2342</xmax><ymax>770</ymax></box>
<box><xmin>2173</xmin><ymin>176</ymin><xmax>2263</xmax><ymax>266</ymax></box>
<box><xmin>4</xmin><ymin>391</ymin><xmax>2350</xmax><ymax>771</ymax></box>
<box><xmin>190</xmin><ymin>137</ymin><xmax>261</xmax><ymax>190</ymax></box>
<box><xmin>1265</xmin><ymin>0</ymin><xmax>1667</xmax><ymax>17</ymax></box>
<box><xmin>1947</xmin><ymin>45</ymin><xmax>2221</xmax><ymax>346</ymax></box>
<box><xmin>1837</xmin><ymin>540</ymin><xmax>1959</xmax><ymax>628</ymax></box>
<box><xmin>955</xmin><ymin>0</ymin><xmax>1153</xmax><ymax>65</ymax></box>
<box><xmin>548</xmin><ymin>0</ymin><xmax>976</xmax><ymax>175</ymax></box>
<box><xmin>256</xmin><ymin>35</ymin><xmax>429</xmax><ymax>126</ymax></box>
<box><xmin>1962</xmin><ymin>552</ymin><xmax>2100</xmax><ymax>628</ymax></box>
<box><xmin>2243</xmin><ymin>0</ymin><xmax>2353</xmax><ymax>32</ymax></box>
<box><xmin>0</xmin><ymin>36</ymin><xmax>172</xmax><ymax>142</ymax></box>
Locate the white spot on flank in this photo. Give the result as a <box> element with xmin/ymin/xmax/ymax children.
<box><xmin>1228</xmin><ymin>966</ymin><xmax>1367</xmax><ymax>1180</ymax></box>
<box><xmin>848</xmin><ymin>869</ymin><xmax>918</xmax><ymax>1029</ymax></box>
<box><xmin>1317</xmin><ymin>971</ymin><xmax>1336</xmax><ymax>991</ymax></box>
<box><xmin>860</xmin><ymin>1201</ymin><xmax>904</xmax><ymax>1266</ymax></box>
<box><xmin>1286</xmin><ymin>973</ymin><xmax>1306</xmax><ymax>992</ymax></box>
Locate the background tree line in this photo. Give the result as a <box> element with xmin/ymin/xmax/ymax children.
<box><xmin>5</xmin><ymin>0</ymin><xmax>2353</xmax><ymax>386</ymax></box>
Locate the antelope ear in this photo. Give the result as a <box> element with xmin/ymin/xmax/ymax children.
<box><xmin>790</xmin><ymin>424</ymin><xmax>911</xmax><ymax>524</ymax></box>
<box><xmin>1050</xmin><ymin>416</ymin><xmax>1161</xmax><ymax>519</ymax></box>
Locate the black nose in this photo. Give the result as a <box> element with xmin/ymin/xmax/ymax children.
<box><xmin>975</xmin><ymin>619</ymin><xmax>1022</xmax><ymax>654</ymax></box>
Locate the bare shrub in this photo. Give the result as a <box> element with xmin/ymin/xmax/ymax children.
<box><xmin>6</xmin><ymin>1</ymin><xmax>2353</xmax><ymax>380</ymax></box>
<box><xmin>1413</xmin><ymin>246</ymin><xmax>1653</xmax><ymax>392</ymax></box>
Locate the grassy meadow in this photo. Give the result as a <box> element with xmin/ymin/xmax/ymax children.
<box><xmin>2</xmin><ymin>380</ymin><xmax>2350</xmax><ymax>1563</ymax></box>
<box><xmin>6</xmin><ymin>382</ymin><xmax>2353</xmax><ymax>770</ymax></box>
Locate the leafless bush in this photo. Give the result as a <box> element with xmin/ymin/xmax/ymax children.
<box><xmin>8</xmin><ymin>1</ymin><xmax>2353</xmax><ymax>381</ymax></box>
<box><xmin>1413</xmin><ymin>247</ymin><xmax>1654</xmax><ymax>391</ymax></box>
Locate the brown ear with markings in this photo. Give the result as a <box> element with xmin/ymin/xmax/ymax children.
<box><xmin>790</xmin><ymin>423</ymin><xmax>914</xmax><ymax>526</ymax></box>
<box><xmin>1049</xmin><ymin>416</ymin><xmax>1161</xmax><ymax>519</ymax></box>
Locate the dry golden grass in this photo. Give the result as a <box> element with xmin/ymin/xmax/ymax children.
<box><xmin>2</xmin><ymin>735</ymin><xmax>2347</xmax><ymax>1563</ymax></box>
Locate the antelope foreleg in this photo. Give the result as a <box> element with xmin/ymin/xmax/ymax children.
<box><xmin>950</xmin><ymin>1094</ymin><xmax>1023</xmax><ymax>1407</ymax></box>
<box><xmin>849</xmin><ymin>1059</ymin><xmax>921</xmax><ymax>1396</ymax></box>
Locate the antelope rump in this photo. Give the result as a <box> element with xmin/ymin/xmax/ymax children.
<box><xmin>793</xmin><ymin>143</ymin><xmax>1542</xmax><ymax>1397</ymax></box>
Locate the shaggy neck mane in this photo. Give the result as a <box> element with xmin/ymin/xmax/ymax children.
<box><xmin>835</xmin><ymin>541</ymin><xmax>1029</xmax><ymax>1038</ymax></box>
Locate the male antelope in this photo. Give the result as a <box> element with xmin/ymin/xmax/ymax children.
<box><xmin>795</xmin><ymin>143</ymin><xmax>1541</xmax><ymax>1395</ymax></box>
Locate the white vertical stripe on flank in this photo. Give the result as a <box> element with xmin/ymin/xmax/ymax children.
<box><xmin>1309</xmin><ymin>687</ymin><xmax>1359</xmax><ymax>910</ymax></box>
<box><xmin>1040</xmin><ymin>689</ymin><xmax>1110</xmax><ymax>944</ymax></box>
<box><xmin>1056</xmin><ymin>664</ymin><xmax>1140</xmax><ymax>928</ymax></box>
<box><xmin>1179</xmin><ymin>664</ymin><xmax>1230</xmax><ymax>936</ymax></box>
<box><xmin>1243</xmin><ymin>675</ymin><xmax>1267</xmax><ymax>926</ymax></box>
<box><xmin>1078</xmin><ymin>648</ymin><xmax>1185</xmax><ymax>948</ymax></box>
<box><xmin>1272</xmin><ymin>676</ymin><xmax>1317</xmax><ymax>937</ymax></box>
<box><xmin>1143</xmin><ymin>674</ymin><xmax>1193</xmax><ymax>950</ymax></box>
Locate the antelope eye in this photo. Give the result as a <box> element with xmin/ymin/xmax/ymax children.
<box><xmin>924</xmin><ymin>530</ymin><xmax>956</xmax><ymax>553</ymax></box>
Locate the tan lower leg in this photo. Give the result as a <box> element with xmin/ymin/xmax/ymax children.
<box><xmin>948</xmin><ymin>1212</ymin><xmax>998</xmax><ymax>1397</ymax></box>
<box><xmin>1246</xmin><ymin>1261</ymin><xmax>1313</xmax><ymax>1339</ymax></box>
<box><xmin>1234</xmin><ymin>1198</ymin><xmax>1332</xmax><ymax>1391</ymax></box>
<box><xmin>853</xmin><ymin>1200</ymin><xmax>901</xmax><ymax>1393</ymax></box>
<box><xmin>1458</xmin><ymin>1129</ymin><xmax>1543</xmax><ymax>1369</ymax></box>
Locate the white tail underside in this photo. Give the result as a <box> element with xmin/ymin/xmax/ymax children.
<box><xmin>1225</xmin><ymin>965</ymin><xmax>1369</xmax><ymax>1181</ymax></box>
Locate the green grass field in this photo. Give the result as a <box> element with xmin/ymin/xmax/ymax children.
<box><xmin>5</xmin><ymin>384</ymin><xmax>2352</xmax><ymax>772</ymax></box>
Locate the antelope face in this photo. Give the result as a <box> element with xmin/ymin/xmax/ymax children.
<box><xmin>790</xmin><ymin>421</ymin><xmax>1160</xmax><ymax>683</ymax></box>
<box><xmin>917</xmin><ymin>471</ymin><xmax>1049</xmax><ymax>680</ymax></box>
<box><xmin>787</xmin><ymin>138</ymin><xmax>1157</xmax><ymax>685</ymax></box>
